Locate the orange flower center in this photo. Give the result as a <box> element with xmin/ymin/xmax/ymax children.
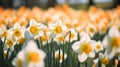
<box><xmin>54</xmin><ymin>26</ymin><xmax>62</xmax><ymax>34</ymax></box>
<box><xmin>111</xmin><ymin>37</ymin><xmax>120</xmax><ymax>47</ymax></box>
<box><xmin>14</xmin><ymin>29</ymin><xmax>22</xmax><ymax>37</ymax></box>
<box><xmin>101</xmin><ymin>57</ymin><xmax>109</xmax><ymax>65</ymax></box>
<box><xmin>27</xmin><ymin>52</ymin><xmax>40</xmax><ymax>63</ymax></box>
<box><xmin>30</xmin><ymin>26</ymin><xmax>39</xmax><ymax>34</ymax></box>
<box><xmin>80</xmin><ymin>43</ymin><xmax>92</xmax><ymax>54</ymax></box>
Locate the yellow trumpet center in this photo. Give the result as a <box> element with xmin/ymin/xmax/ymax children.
<box><xmin>70</xmin><ymin>33</ymin><xmax>75</xmax><ymax>39</ymax></box>
<box><xmin>41</xmin><ymin>35</ymin><xmax>47</xmax><ymax>42</ymax></box>
<box><xmin>18</xmin><ymin>38</ymin><xmax>26</xmax><ymax>44</ymax></box>
<box><xmin>6</xmin><ymin>39</ymin><xmax>14</xmax><ymax>47</ymax></box>
<box><xmin>27</xmin><ymin>52</ymin><xmax>40</xmax><ymax>63</ymax></box>
<box><xmin>2</xmin><ymin>31</ymin><xmax>8</xmax><ymax>37</ymax></box>
<box><xmin>54</xmin><ymin>26</ymin><xmax>62</xmax><ymax>34</ymax></box>
<box><xmin>101</xmin><ymin>57</ymin><xmax>109</xmax><ymax>65</ymax></box>
<box><xmin>80</xmin><ymin>43</ymin><xmax>92</xmax><ymax>54</ymax></box>
<box><xmin>96</xmin><ymin>44</ymin><xmax>101</xmax><ymax>50</ymax></box>
<box><xmin>89</xmin><ymin>27</ymin><xmax>94</xmax><ymax>33</ymax></box>
<box><xmin>111</xmin><ymin>37</ymin><xmax>120</xmax><ymax>47</ymax></box>
<box><xmin>58</xmin><ymin>36</ymin><xmax>64</xmax><ymax>42</ymax></box>
<box><xmin>14</xmin><ymin>29</ymin><xmax>22</xmax><ymax>37</ymax></box>
<box><xmin>30</xmin><ymin>26</ymin><xmax>39</xmax><ymax>34</ymax></box>
<box><xmin>17</xmin><ymin>59</ymin><xmax>22</xmax><ymax>67</ymax></box>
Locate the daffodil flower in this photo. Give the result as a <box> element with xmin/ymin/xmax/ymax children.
<box><xmin>12</xmin><ymin>40</ymin><xmax>46</xmax><ymax>67</ymax></box>
<box><xmin>49</xmin><ymin>20</ymin><xmax>67</xmax><ymax>36</ymax></box>
<box><xmin>85</xmin><ymin>23</ymin><xmax>97</xmax><ymax>37</ymax></box>
<box><xmin>54</xmin><ymin>33</ymin><xmax>65</xmax><ymax>44</ymax></box>
<box><xmin>94</xmin><ymin>41</ymin><xmax>104</xmax><ymax>53</ymax></box>
<box><xmin>0</xmin><ymin>25</ymin><xmax>8</xmax><ymax>38</ymax></box>
<box><xmin>55</xmin><ymin>49</ymin><xmax>67</xmax><ymax>63</ymax></box>
<box><xmin>97</xmin><ymin>19</ymin><xmax>108</xmax><ymax>34</ymax></box>
<box><xmin>72</xmin><ymin>33</ymin><xmax>96</xmax><ymax>62</ymax></box>
<box><xmin>27</xmin><ymin>19</ymin><xmax>44</xmax><ymax>37</ymax></box>
<box><xmin>9</xmin><ymin>23</ymin><xmax>25</xmax><ymax>40</ymax></box>
<box><xmin>102</xmin><ymin>26</ymin><xmax>120</xmax><ymax>59</ymax></box>
<box><xmin>99</xmin><ymin>53</ymin><xmax>111</xmax><ymax>67</ymax></box>
<box><xmin>5</xmin><ymin>33</ymin><xmax>16</xmax><ymax>51</ymax></box>
<box><xmin>66</xmin><ymin>28</ymin><xmax>78</xmax><ymax>42</ymax></box>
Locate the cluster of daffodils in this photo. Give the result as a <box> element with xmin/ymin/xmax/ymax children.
<box><xmin>0</xmin><ymin>18</ymin><xmax>120</xmax><ymax>67</ymax></box>
<box><xmin>0</xmin><ymin>5</ymin><xmax>120</xmax><ymax>36</ymax></box>
<box><xmin>0</xmin><ymin>5</ymin><xmax>120</xmax><ymax>67</ymax></box>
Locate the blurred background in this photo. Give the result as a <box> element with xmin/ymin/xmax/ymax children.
<box><xmin>0</xmin><ymin>0</ymin><xmax>120</xmax><ymax>9</ymax></box>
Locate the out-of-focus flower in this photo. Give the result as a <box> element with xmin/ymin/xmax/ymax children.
<box><xmin>72</xmin><ymin>33</ymin><xmax>96</xmax><ymax>62</ymax></box>
<box><xmin>92</xmin><ymin>58</ymin><xmax>99</xmax><ymax>67</ymax></box>
<box><xmin>54</xmin><ymin>33</ymin><xmax>65</xmax><ymax>44</ymax></box>
<box><xmin>99</xmin><ymin>53</ymin><xmax>110</xmax><ymax>67</ymax></box>
<box><xmin>94</xmin><ymin>41</ymin><xmax>104</xmax><ymax>53</ymax></box>
<box><xmin>0</xmin><ymin>25</ymin><xmax>8</xmax><ymax>38</ymax></box>
<box><xmin>12</xmin><ymin>40</ymin><xmax>46</xmax><ymax>67</ymax></box>
<box><xmin>102</xmin><ymin>26</ymin><xmax>120</xmax><ymax>59</ymax></box>
<box><xmin>97</xmin><ymin>19</ymin><xmax>108</xmax><ymax>34</ymax></box>
<box><xmin>66</xmin><ymin>28</ymin><xmax>78</xmax><ymax>42</ymax></box>
<box><xmin>5</xmin><ymin>33</ymin><xmax>16</xmax><ymax>51</ymax></box>
<box><xmin>55</xmin><ymin>49</ymin><xmax>67</xmax><ymax>63</ymax></box>
<box><xmin>85</xmin><ymin>23</ymin><xmax>97</xmax><ymax>37</ymax></box>
<box><xmin>4</xmin><ymin>49</ymin><xmax>7</xmax><ymax>59</ymax></box>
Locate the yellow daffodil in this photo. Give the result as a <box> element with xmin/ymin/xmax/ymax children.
<box><xmin>72</xmin><ymin>33</ymin><xmax>96</xmax><ymax>62</ymax></box>
<box><xmin>12</xmin><ymin>40</ymin><xmax>46</xmax><ymax>67</ymax></box>
<box><xmin>55</xmin><ymin>49</ymin><xmax>67</xmax><ymax>63</ymax></box>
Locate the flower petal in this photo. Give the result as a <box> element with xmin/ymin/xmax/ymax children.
<box><xmin>102</xmin><ymin>36</ymin><xmax>109</xmax><ymax>48</ymax></box>
<box><xmin>72</xmin><ymin>41</ymin><xmax>81</xmax><ymax>53</ymax></box>
<box><xmin>78</xmin><ymin>53</ymin><xmax>87</xmax><ymax>62</ymax></box>
<box><xmin>80</xmin><ymin>33</ymin><xmax>90</xmax><ymax>43</ymax></box>
<box><xmin>108</xmin><ymin>26</ymin><xmax>120</xmax><ymax>37</ymax></box>
<box><xmin>88</xmin><ymin>50</ymin><xmax>95</xmax><ymax>58</ymax></box>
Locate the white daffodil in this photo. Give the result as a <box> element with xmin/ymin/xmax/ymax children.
<box><xmin>99</xmin><ymin>53</ymin><xmax>111</xmax><ymax>67</ymax></box>
<box><xmin>27</xmin><ymin>19</ymin><xmax>43</xmax><ymax>36</ymax></box>
<box><xmin>54</xmin><ymin>33</ymin><xmax>65</xmax><ymax>44</ymax></box>
<box><xmin>40</xmin><ymin>33</ymin><xmax>48</xmax><ymax>45</ymax></box>
<box><xmin>10</xmin><ymin>23</ymin><xmax>25</xmax><ymax>40</ymax></box>
<box><xmin>94</xmin><ymin>41</ymin><xmax>104</xmax><ymax>53</ymax></box>
<box><xmin>49</xmin><ymin>20</ymin><xmax>67</xmax><ymax>36</ymax></box>
<box><xmin>5</xmin><ymin>33</ymin><xmax>16</xmax><ymax>51</ymax></box>
<box><xmin>97</xmin><ymin>19</ymin><xmax>108</xmax><ymax>34</ymax></box>
<box><xmin>12</xmin><ymin>40</ymin><xmax>46</xmax><ymax>67</ymax></box>
<box><xmin>55</xmin><ymin>49</ymin><xmax>67</xmax><ymax>63</ymax></box>
<box><xmin>92</xmin><ymin>58</ymin><xmax>99</xmax><ymax>67</ymax></box>
<box><xmin>66</xmin><ymin>28</ymin><xmax>78</xmax><ymax>42</ymax></box>
<box><xmin>0</xmin><ymin>25</ymin><xmax>8</xmax><ymax>38</ymax></box>
<box><xmin>102</xmin><ymin>26</ymin><xmax>120</xmax><ymax>59</ymax></box>
<box><xmin>72</xmin><ymin>33</ymin><xmax>96</xmax><ymax>62</ymax></box>
<box><xmin>85</xmin><ymin>23</ymin><xmax>97</xmax><ymax>37</ymax></box>
<box><xmin>34</xmin><ymin>25</ymin><xmax>51</xmax><ymax>45</ymax></box>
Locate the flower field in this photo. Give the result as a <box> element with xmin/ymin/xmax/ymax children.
<box><xmin>0</xmin><ymin>5</ymin><xmax>120</xmax><ymax>67</ymax></box>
